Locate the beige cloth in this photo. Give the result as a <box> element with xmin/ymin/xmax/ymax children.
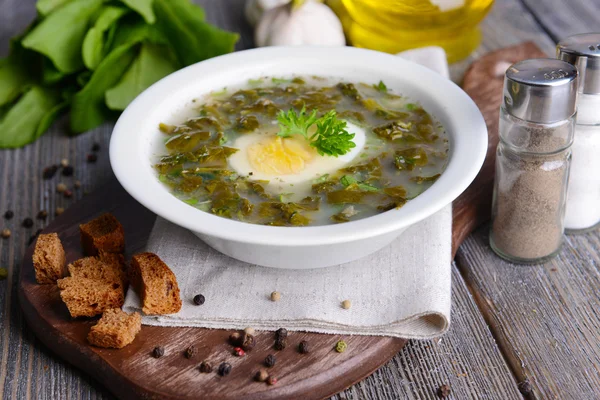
<box><xmin>123</xmin><ymin>47</ymin><xmax>452</xmax><ymax>339</ymax></box>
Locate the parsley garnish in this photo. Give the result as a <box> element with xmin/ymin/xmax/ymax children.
<box><xmin>374</xmin><ymin>80</ymin><xmax>387</xmax><ymax>93</ymax></box>
<box><xmin>277</xmin><ymin>107</ymin><xmax>356</xmax><ymax>157</ymax></box>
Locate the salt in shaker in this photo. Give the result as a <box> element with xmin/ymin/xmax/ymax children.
<box><xmin>557</xmin><ymin>33</ymin><xmax>600</xmax><ymax>233</ymax></box>
<box><xmin>490</xmin><ymin>59</ymin><xmax>578</xmax><ymax>263</ymax></box>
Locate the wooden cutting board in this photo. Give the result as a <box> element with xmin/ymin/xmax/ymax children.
<box><xmin>18</xmin><ymin>43</ymin><xmax>545</xmax><ymax>400</ymax></box>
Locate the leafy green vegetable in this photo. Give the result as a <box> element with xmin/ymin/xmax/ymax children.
<box><xmin>70</xmin><ymin>43</ymin><xmax>138</xmax><ymax>133</ymax></box>
<box><xmin>22</xmin><ymin>0</ymin><xmax>103</xmax><ymax>73</ymax></box>
<box><xmin>374</xmin><ymin>80</ymin><xmax>387</xmax><ymax>93</ymax></box>
<box><xmin>105</xmin><ymin>42</ymin><xmax>177</xmax><ymax>110</ymax></box>
<box><xmin>36</xmin><ymin>0</ymin><xmax>72</xmax><ymax>15</ymax></box>
<box><xmin>0</xmin><ymin>86</ymin><xmax>63</xmax><ymax>148</ymax></box>
<box><xmin>153</xmin><ymin>0</ymin><xmax>238</xmax><ymax>67</ymax></box>
<box><xmin>82</xmin><ymin>6</ymin><xmax>130</xmax><ymax>70</ymax></box>
<box><xmin>340</xmin><ymin>175</ymin><xmax>357</xmax><ymax>187</ymax></box>
<box><xmin>0</xmin><ymin>56</ymin><xmax>31</xmax><ymax>106</ymax></box>
<box><xmin>119</xmin><ymin>0</ymin><xmax>156</xmax><ymax>23</ymax></box>
<box><xmin>277</xmin><ymin>107</ymin><xmax>356</xmax><ymax>157</ymax></box>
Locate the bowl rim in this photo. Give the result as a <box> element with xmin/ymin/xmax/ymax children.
<box><xmin>110</xmin><ymin>46</ymin><xmax>487</xmax><ymax>247</ymax></box>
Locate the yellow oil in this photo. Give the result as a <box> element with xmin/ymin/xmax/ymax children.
<box><xmin>328</xmin><ymin>0</ymin><xmax>495</xmax><ymax>63</ymax></box>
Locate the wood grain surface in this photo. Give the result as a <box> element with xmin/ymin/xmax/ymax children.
<box><xmin>1</xmin><ymin>0</ymin><xmax>599</xmax><ymax>399</ymax></box>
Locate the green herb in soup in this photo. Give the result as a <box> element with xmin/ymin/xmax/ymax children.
<box><xmin>154</xmin><ymin>76</ymin><xmax>449</xmax><ymax>226</ymax></box>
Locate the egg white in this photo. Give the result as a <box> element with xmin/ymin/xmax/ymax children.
<box><xmin>228</xmin><ymin>121</ymin><xmax>366</xmax><ymax>189</ymax></box>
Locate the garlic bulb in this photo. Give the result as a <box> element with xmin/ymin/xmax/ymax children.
<box><xmin>245</xmin><ymin>0</ymin><xmax>291</xmax><ymax>27</ymax></box>
<box><xmin>255</xmin><ymin>1</ymin><xmax>345</xmax><ymax>47</ymax></box>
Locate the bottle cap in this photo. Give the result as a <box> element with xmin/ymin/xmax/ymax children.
<box><xmin>503</xmin><ymin>58</ymin><xmax>578</xmax><ymax>124</ymax></box>
<box><xmin>557</xmin><ymin>33</ymin><xmax>600</xmax><ymax>94</ymax></box>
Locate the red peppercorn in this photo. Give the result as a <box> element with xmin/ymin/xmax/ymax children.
<box><xmin>233</xmin><ymin>347</ymin><xmax>245</xmax><ymax>357</ymax></box>
<box><xmin>267</xmin><ymin>376</ymin><xmax>277</xmax><ymax>385</ymax></box>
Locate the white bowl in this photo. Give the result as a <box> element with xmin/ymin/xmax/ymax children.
<box><xmin>110</xmin><ymin>46</ymin><xmax>487</xmax><ymax>269</ymax></box>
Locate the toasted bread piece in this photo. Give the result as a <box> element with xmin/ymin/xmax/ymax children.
<box><xmin>57</xmin><ymin>277</ymin><xmax>124</xmax><ymax>318</ymax></box>
<box><xmin>79</xmin><ymin>213</ymin><xmax>125</xmax><ymax>256</ymax></box>
<box><xmin>68</xmin><ymin>254</ymin><xmax>128</xmax><ymax>288</ymax></box>
<box><xmin>130</xmin><ymin>252</ymin><xmax>181</xmax><ymax>315</ymax></box>
<box><xmin>32</xmin><ymin>233</ymin><xmax>66</xmax><ymax>284</ymax></box>
<box><xmin>87</xmin><ymin>308</ymin><xmax>141</xmax><ymax>349</ymax></box>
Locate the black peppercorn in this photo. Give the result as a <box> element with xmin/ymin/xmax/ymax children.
<box><xmin>241</xmin><ymin>333</ymin><xmax>255</xmax><ymax>351</ymax></box>
<box><xmin>152</xmin><ymin>346</ymin><xmax>165</xmax><ymax>358</ymax></box>
<box><xmin>264</xmin><ymin>354</ymin><xmax>276</xmax><ymax>368</ymax></box>
<box><xmin>218</xmin><ymin>362</ymin><xmax>232</xmax><ymax>376</ymax></box>
<box><xmin>274</xmin><ymin>338</ymin><xmax>286</xmax><ymax>351</ymax></box>
<box><xmin>517</xmin><ymin>380</ymin><xmax>532</xmax><ymax>396</ymax></box>
<box><xmin>298</xmin><ymin>340</ymin><xmax>309</xmax><ymax>354</ymax></box>
<box><xmin>275</xmin><ymin>328</ymin><xmax>288</xmax><ymax>340</ymax></box>
<box><xmin>184</xmin><ymin>345</ymin><xmax>196</xmax><ymax>359</ymax></box>
<box><xmin>87</xmin><ymin>154</ymin><xmax>98</xmax><ymax>163</ymax></box>
<box><xmin>92</xmin><ymin>142</ymin><xmax>101</xmax><ymax>152</ymax></box>
<box><xmin>4</xmin><ymin>210</ymin><xmax>14</xmax><ymax>220</ymax></box>
<box><xmin>22</xmin><ymin>218</ymin><xmax>33</xmax><ymax>228</ymax></box>
<box><xmin>199</xmin><ymin>361</ymin><xmax>212</xmax><ymax>373</ymax></box>
<box><xmin>193</xmin><ymin>294</ymin><xmax>205</xmax><ymax>305</ymax></box>
<box><xmin>229</xmin><ymin>331</ymin><xmax>243</xmax><ymax>346</ymax></box>
<box><xmin>61</xmin><ymin>165</ymin><xmax>74</xmax><ymax>176</ymax></box>
<box><xmin>437</xmin><ymin>384</ymin><xmax>451</xmax><ymax>398</ymax></box>
<box><xmin>43</xmin><ymin>165</ymin><xmax>58</xmax><ymax>180</ymax></box>
<box><xmin>37</xmin><ymin>210</ymin><xmax>48</xmax><ymax>220</ymax></box>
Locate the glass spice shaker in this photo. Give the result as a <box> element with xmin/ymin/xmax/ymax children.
<box><xmin>557</xmin><ymin>33</ymin><xmax>600</xmax><ymax>233</ymax></box>
<box><xmin>490</xmin><ymin>59</ymin><xmax>578</xmax><ymax>264</ymax></box>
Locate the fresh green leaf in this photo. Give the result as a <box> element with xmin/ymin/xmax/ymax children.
<box><xmin>313</xmin><ymin>174</ymin><xmax>329</xmax><ymax>184</ymax></box>
<box><xmin>105</xmin><ymin>42</ymin><xmax>178</xmax><ymax>110</ymax></box>
<box><xmin>22</xmin><ymin>0</ymin><xmax>103</xmax><ymax>73</ymax></box>
<box><xmin>357</xmin><ymin>183</ymin><xmax>379</xmax><ymax>192</ymax></box>
<box><xmin>184</xmin><ymin>198</ymin><xmax>198</xmax><ymax>205</ymax></box>
<box><xmin>374</xmin><ymin>80</ymin><xmax>387</xmax><ymax>93</ymax></box>
<box><xmin>340</xmin><ymin>175</ymin><xmax>357</xmax><ymax>187</ymax></box>
<box><xmin>82</xmin><ymin>5</ymin><xmax>130</xmax><ymax>70</ymax></box>
<box><xmin>311</xmin><ymin>110</ymin><xmax>356</xmax><ymax>157</ymax></box>
<box><xmin>76</xmin><ymin>70</ymin><xmax>92</xmax><ymax>87</ymax></box>
<box><xmin>70</xmin><ymin>43</ymin><xmax>138</xmax><ymax>134</ymax></box>
<box><xmin>0</xmin><ymin>57</ymin><xmax>31</xmax><ymax>106</ymax></box>
<box><xmin>153</xmin><ymin>0</ymin><xmax>238</xmax><ymax>67</ymax></box>
<box><xmin>277</xmin><ymin>106</ymin><xmax>318</xmax><ymax>139</ymax></box>
<box><xmin>119</xmin><ymin>0</ymin><xmax>155</xmax><ymax>23</ymax></box>
<box><xmin>0</xmin><ymin>86</ymin><xmax>63</xmax><ymax>148</ymax></box>
<box><xmin>36</xmin><ymin>0</ymin><xmax>72</xmax><ymax>15</ymax></box>
<box><xmin>110</xmin><ymin>17</ymin><xmax>167</xmax><ymax>49</ymax></box>
<box><xmin>41</xmin><ymin>57</ymin><xmax>67</xmax><ymax>84</ymax></box>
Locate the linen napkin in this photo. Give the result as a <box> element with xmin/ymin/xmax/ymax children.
<box><xmin>123</xmin><ymin>47</ymin><xmax>452</xmax><ymax>339</ymax></box>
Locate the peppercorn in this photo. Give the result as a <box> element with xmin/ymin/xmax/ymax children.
<box><xmin>264</xmin><ymin>354</ymin><xmax>276</xmax><ymax>368</ymax></box>
<box><xmin>229</xmin><ymin>331</ymin><xmax>243</xmax><ymax>346</ymax></box>
<box><xmin>1</xmin><ymin>229</ymin><xmax>10</xmax><ymax>239</ymax></box>
<box><xmin>193</xmin><ymin>294</ymin><xmax>205</xmax><ymax>305</ymax></box>
<box><xmin>152</xmin><ymin>346</ymin><xmax>165</xmax><ymax>358</ymax></box>
<box><xmin>274</xmin><ymin>338</ymin><xmax>286</xmax><ymax>351</ymax></box>
<box><xmin>244</xmin><ymin>327</ymin><xmax>255</xmax><ymax>335</ymax></box>
<box><xmin>61</xmin><ymin>165</ymin><xmax>74</xmax><ymax>177</ymax></box>
<box><xmin>298</xmin><ymin>340</ymin><xmax>309</xmax><ymax>354</ymax></box>
<box><xmin>218</xmin><ymin>362</ymin><xmax>232</xmax><ymax>376</ymax></box>
<box><xmin>233</xmin><ymin>347</ymin><xmax>245</xmax><ymax>357</ymax></box>
<box><xmin>335</xmin><ymin>340</ymin><xmax>347</xmax><ymax>353</ymax></box>
<box><xmin>199</xmin><ymin>361</ymin><xmax>212</xmax><ymax>373</ymax></box>
<box><xmin>92</xmin><ymin>142</ymin><xmax>101</xmax><ymax>152</ymax></box>
<box><xmin>37</xmin><ymin>210</ymin><xmax>48</xmax><ymax>220</ymax></box>
<box><xmin>266</xmin><ymin>376</ymin><xmax>277</xmax><ymax>386</ymax></box>
<box><xmin>42</xmin><ymin>165</ymin><xmax>58</xmax><ymax>180</ymax></box>
<box><xmin>270</xmin><ymin>291</ymin><xmax>281</xmax><ymax>301</ymax></box>
<box><xmin>22</xmin><ymin>218</ymin><xmax>33</xmax><ymax>228</ymax></box>
<box><xmin>60</xmin><ymin>158</ymin><xmax>69</xmax><ymax>168</ymax></box>
<box><xmin>74</xmin><ymin>180</ymin><xmax>82</xmax><ymax>189</ymax></box>
<box><xmin>255</xmin><ymin>369</ymin><xmax>269</xmax><ymax>382</ymax></box>
<box><xmin>64</xmin><ymin>190</ymin><xmax>73</xmax><ymax>199</ymax></box>
<box><xmin>242</xmin><ymin>333</ymin><xmax>255</xmax><ymax>351</ymax></box>
<box><xmin>184</xmin><ymin>345</ymin><xmax>196</xmax><ymax>359</ymax></box>
<box><xmin>0</xmin><ymin>268</ymin><xmax>7</xmax><ymax>280</ymax></box>
<box><xmin>517</xmin><ymin>380</ymin><xmax>532</xmax><ymax>396</ymax></box>
<box><xmin>437</xmin><ymin>384</ymin><xmax>451</xmax><ymax>398</ymax></box>
<box><xmin>4</xmin><ymin>210</ymin><xmax>14</xmax><ymax>220</ymax></box>
<box><xmin>87</xmin><ymin>154</ymin><xmax>98</xmax><ymax>163</ymax></box>
<box><xmin>275</xmin><ymin>328</ymin><xmax>288</xmax><ymax>340</ymax></box>
<box><xmin>55</xmin><ymin>207</ymin><xmax>64</xmax><ymax>216</ymax></box>
<box><xmin>56</xmin><ymin>183</ymin><xmax>67</xmax><ymax>193</ymax></box>
<box><xmin>341</xmin><ymin>299</ymin><xmax>351</xmax><ymax>309</ymax></box>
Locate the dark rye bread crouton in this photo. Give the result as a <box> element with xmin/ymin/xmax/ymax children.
<box><xmin>130</xmin><ymin>252</ymin><xmax>181</xmax><ymax>315</ymax></box>
<box><xmin>68</xmin><ymin>253</ymin><xmax>128</xmax><ymax>287</ymax></box>
<box><xmin>57</xmin><ymin>277</ymin><xmax>124</xmax><ymax>318</ymax></box>
<box><xmin>79</xmin><ymin>213</ymin><xmax>125</xmax><ymax>256</ymax></box>
<box><xmin>87</xmin><ymin>308</ymin><xmax>141</xmax><ymax>349</ymax></box>
<box><xmin>32</xmin><ymin>233</ymin><xmax>66</xmax><ymax>284</ymax></box>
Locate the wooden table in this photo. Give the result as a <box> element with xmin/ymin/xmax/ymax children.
<box><xmin>1</xmin><ymin>0</ymin><xmax>599</xmax><ymax>398</ymax></box>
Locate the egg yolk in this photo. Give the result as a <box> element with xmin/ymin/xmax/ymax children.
<box><xmin>247</xmin><ymin>136</ymin><xmax>316</xmax><ymax>175</ymax></box>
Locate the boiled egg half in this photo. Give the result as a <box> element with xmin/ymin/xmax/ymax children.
<box><xmin>228</xmin><ymin>121</ymin><xmax>366</xmax><ymax>189</ymax></box>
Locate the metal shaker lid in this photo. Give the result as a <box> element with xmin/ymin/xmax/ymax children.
<box><xmin>503</xmin><ymin>58</ymin><xmax>578</xmax><ymax>124</ymax></box>
<box><xmin>557</xmin><ymin>33</ymin><xmax>600</xmax><ymax>94</ymax></box>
